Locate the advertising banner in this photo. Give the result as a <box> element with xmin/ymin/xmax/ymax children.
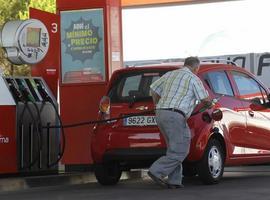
<box><xmin>60</xmin><ymin>9</ymin><xmax>105</xmax><ymax>83</ymax></box>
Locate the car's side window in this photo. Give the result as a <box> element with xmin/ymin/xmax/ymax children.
<box><xmin>231</xmin><ymin>71</ymin><xmax>267</xmax><ymax>103</ymax></box>
<box><xmin>204</xmin><ymin>71</ymin><xmax>234</xmax><ymax>96</ymax></box>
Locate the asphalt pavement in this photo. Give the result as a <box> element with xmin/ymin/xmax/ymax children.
<box><xmin>1</xmin><ymin>166</ymin><xmax>270</xmax><ymax>200</ymax></box>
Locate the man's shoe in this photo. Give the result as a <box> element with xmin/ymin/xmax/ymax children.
<box><xmin>147</xmin><ymin>171</ymin><xmax>167</xmax><ymax>187</ymax></box>
<box><xmin>167</xmin><ymin>184</ymin><xmax>184</xmax><ymax>189</ymax></box>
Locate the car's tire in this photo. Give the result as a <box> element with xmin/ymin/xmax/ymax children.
<box><xmin>197</xmin><ymin>139</ymin><xmax>225</xmax><ymax>184</ymax></box>
<box><xmin>183</xmin><ymin>163</ymin><xmax>197</xmax><ymax>177</ymax></box>
<box><xmin>94</xmin><ymin>162</ymin><xmax>122</xmax><ymax>185</ymax></box>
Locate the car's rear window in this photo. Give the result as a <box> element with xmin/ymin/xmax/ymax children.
<box><xmin>109</xmin><ymin>70</ymin><xmax>168</xmax><ymax>103</ymax></box>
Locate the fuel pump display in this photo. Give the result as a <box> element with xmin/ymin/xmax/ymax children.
<box><xmin>0</xmin><ymin>19</ymin><xmax>49</xmax><ymax>65</ymax></box>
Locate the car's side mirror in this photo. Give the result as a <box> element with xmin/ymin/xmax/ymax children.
<box><xmin>99</xmin><ymin>96</ymin><xmax>110</xmax><ymax>113</ymax></box>
<box><xmin>250</xmin><ymin>104</ymin><xmax>266</xmax><ymax>111</ymax></box>
<box><xmin>250</xmin><ymin>98</ymin><xmax>266</xmax><ymax>111</ymax></box>
<box><xmin>251</xmin><ymin>97</ymin><xmax>261</xmax><ymax>105</ymax></box>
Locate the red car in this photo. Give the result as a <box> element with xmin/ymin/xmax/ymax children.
<box><xmin>91</xmin><ymin>62</ymin><xmax>270</xmax><ymax>185</ymax></box>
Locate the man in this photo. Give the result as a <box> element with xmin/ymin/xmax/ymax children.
<box><xmin>148</xmin><ymin>56</ymin><xmax>211</xmax><ymax>189</ymax></box>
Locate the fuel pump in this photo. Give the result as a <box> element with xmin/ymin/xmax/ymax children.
<box><xmin>0</xmin><ymin>19</ymin><xmax>60</xmax><ymax>175</ymax></box>
<box><xmin>34</xmin><ymin>79</ymin><xmax>66</xmax><ymax>168</ymax></box>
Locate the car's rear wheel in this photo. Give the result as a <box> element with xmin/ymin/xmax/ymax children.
<box><xmin>197</xmin><ymin>139</ymin><xmax>224</xmax><ymax>184</ymax></box>
<box><xmin>94</xmin><ymin>162</ymin><xmax>122</xmax><ymax>185</ymax></box>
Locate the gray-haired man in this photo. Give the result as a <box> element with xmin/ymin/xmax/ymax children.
<box><xmin>148</xmin><ymin>56</ymin><xmax>211</xmax><ymax>189</ymax></box>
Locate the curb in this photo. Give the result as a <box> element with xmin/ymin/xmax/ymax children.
<box><xmin>0</xmin><ymin>171</ymin><xmax>142</xmax><ymax>192</ymax></box>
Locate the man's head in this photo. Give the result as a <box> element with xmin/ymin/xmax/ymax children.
<box><xmin>184</xmin><ymin>56</ymin><xmax>200</xmax><ymax>74</ymax></box>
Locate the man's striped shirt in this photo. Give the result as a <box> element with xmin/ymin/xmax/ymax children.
<box><xmin>150</xmin><ymin>67</ymin><xmax>209</xmax><ymax>117</ymax></box>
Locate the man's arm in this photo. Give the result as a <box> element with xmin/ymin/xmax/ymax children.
<box><xmin>150</xmin><ymin>73</ymin><xmax>167</xmax><ymax>106</ymax></box>
<box><xmin>150</xmin><ymin>89</ymin><xmax>161</xmax><ymax>105</ymax></box>
<box><xmin>192</xmin><ymin>77</ymin><xmax>213</xmax><ymax>107</ymax></box>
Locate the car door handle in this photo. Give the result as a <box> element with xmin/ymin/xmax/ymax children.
<box><xmin>248</xmin><ymin>110</ymin><xmax>254</xmax><ymax>117</ymax></box>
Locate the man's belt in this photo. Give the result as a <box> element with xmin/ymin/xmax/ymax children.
<box><xmin>158</xmin><ymin>108</ymin><xmax>186</xmax><ymax>118</ymax></box>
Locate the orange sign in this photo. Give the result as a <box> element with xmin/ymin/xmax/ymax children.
<box><xmin>122</xmin><ymin>0</ymin><xmax>196</xmax><ymax>7</ymax></box>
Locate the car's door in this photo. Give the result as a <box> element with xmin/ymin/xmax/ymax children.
<box><xmin>202</xmin><ymin>70</ymin><xmax>247</xmax><ymax>154</ymax></box>
<box><xmin>230</xmin><ymin>71</ymin><xmax>270</xmax><ymax>151</ymax></box>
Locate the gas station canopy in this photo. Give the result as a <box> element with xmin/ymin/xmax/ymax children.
<box><xmin>121</xmin><ymin>0</ymin><xmax>227</xmax><ymax>7</ymax></box>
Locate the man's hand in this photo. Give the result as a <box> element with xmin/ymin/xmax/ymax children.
<box><xmin>201</xmin><ymin>96</ymin><xmax>211</xmax><ymax>105</ymax></box>
<box><xmin>200</xmin><ymin>97</ymin><xmax>215</xmax><ymax>110</ymax></box>
<box><xmin>204</xmin><ymin>100</ymin><xmax>215</xmax><ymax>108</ymax></box>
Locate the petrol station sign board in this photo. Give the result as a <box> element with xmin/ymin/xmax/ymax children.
<box><xmin>60</xmin><ymin>9</ymin><xmax>106</xmax><ymax>83</ymax></box>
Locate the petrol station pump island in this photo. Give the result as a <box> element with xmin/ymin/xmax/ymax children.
<box><xmin>0</xmin><ymin>19</ymin><xmax>61</xmax><ymax>174</ymax></box>
<box><xmin>0</xmin><ymin>0</ymin><xmax>124</xmax><ymax>180</ymax></box>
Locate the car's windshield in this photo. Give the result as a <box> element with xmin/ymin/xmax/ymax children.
<box><xmin>109</xmin><ymin>69</ymin><xmax>168</xmax><ymax>103</ymax></box>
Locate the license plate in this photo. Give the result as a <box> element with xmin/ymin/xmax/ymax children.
<box><xmin>123</xmin><ymin>116</ymin><xmax>157</xmax><ymax>126</ymax></box>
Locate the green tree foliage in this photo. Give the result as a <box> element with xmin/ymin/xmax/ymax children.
<box><xmin>20</xmin><ymin>0</ymin><xmax>56</xmax><ymax>19</ymax></box>
<box><xmin>0</xmin><ymin>0</ymin><xmax>56</xmax><ymax>76</ymax></box>
<box><xmin>0</xmin><ymin>0</ymin><xmax>29</xmax><ymax>75</ymax></box>
<box><xmin>0</xmin><ymin>0</ymin><xmax>29</xmax><ymax>24</ymax></box>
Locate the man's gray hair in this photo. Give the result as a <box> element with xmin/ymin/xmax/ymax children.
<box><xmin>184</xmin><ymin>56</ymin><xmax>200</xmax><ymax>68</ymax></box>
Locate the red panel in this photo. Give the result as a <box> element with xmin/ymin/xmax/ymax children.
<box><xmin>30</xmin><ymin>8</ymin><xmax>60</xmax><ymax>98</ymax></box>
<box><xmin>122</xmin><ymin>0</ymin><xmax>194</xmax><ymax>7</ymax></box>
<box><xmin>57</xmin><ymin>0</ymin><xmax>202</xmax><ymax>8</ymax></box>
<box><xmin>60</xmin><ymin>85</ymin><xmax>106</xmax><ymax>164</ymax></box>
<box><xmin>57</xmin><ymin>0</ymin><xmax>122</xmax><ymax>165</ymax></box>
<box><xmin>108</xmin><ymin>3</ymin><xmax>123</xmax><ymax>76</ymax></box>
<box><xmin>0</xmin><ymin>106</ymin><xmax>17</xmax><ymax>174</ymax></box>
<box><xmin>57</xmin><ymin>0</ymin><xmax>116</xmax><ymax>10</ymax></box>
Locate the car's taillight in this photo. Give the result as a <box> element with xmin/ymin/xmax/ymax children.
<box><xmin>99</xmin><ymin>96</ymin><xmax>111</xmax><ymax>120</ymax></box>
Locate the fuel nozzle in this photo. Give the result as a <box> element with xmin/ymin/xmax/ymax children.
<box><xmin>7</xmin><ymin>81</ymin><xmax>26</xmax><ymax>102</ymax></box>
<box><xmin>35</xmin><ymin>80</ymin><xmax>52</xmax><ymax>102</ymax></box>
<box><xmin>16</xmin><ymin>81</ymin><xmax>35</xmax><ymax>103</ymax></box>
<box><xmin>199</xmin><ymin>95</ymin><xmax>224</xmax><ymax>113</ymax></box>
<box><xmin>198</xmin><ymin>101</ymin><xmax>214</xmax><ymax>113</ymax></box>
